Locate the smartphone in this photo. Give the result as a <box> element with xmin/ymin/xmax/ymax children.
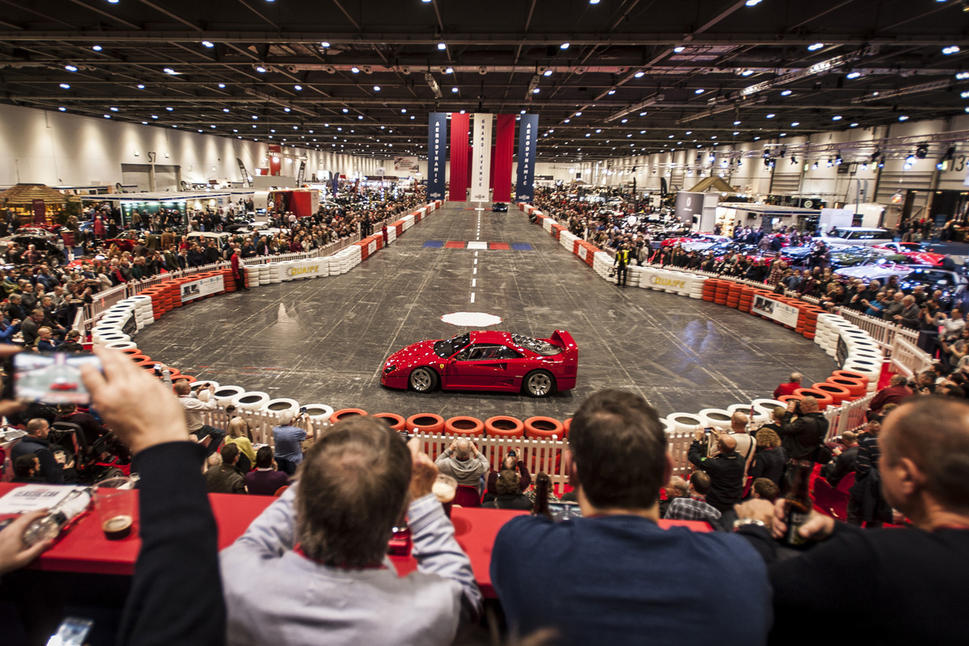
<box><xmin>46</xmin><ymin>616</ymin><xmax>94</xmax><ymax>646</ymax></box>
<box><xmin>703</xmin><ymin>427</ymin><xmax>714</xmax><ymax>435</ymax></box>
<box><xmin>2</xmin><ymin>351</ymin><xmax>101</xmax><ymax>406</ymax></box>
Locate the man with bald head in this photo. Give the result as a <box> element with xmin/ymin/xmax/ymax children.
<box><xmin>434</xmin><ymin>437</ymin><xmax>489</xmax><ymax>487</ymax></box>
<box><xmin>734</xmin><ymin>396</ymin><xmax>969</xmax><ymax>644</ymax></box>
<box><xmin>688</xmin><ymin>430</ymin><xmax>745</xmax><ymax>513</ymax></box>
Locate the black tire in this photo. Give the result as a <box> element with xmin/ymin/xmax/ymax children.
<box><xmin>409</xmin><ymin>367</ymin><xmax>439</xmax><ymax>393</ymax></box>
<box><xmin>523</xmin><ymin>370</ymin><xmax>555</xmax><ymax>398</ymax></box>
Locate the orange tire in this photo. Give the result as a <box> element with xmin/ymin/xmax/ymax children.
<box><xmin>373</xmin><ymin>412</ymin><xmax>406</xmax><ymax>431</ymax></box>
<box><xmin>778</xmin><ymin>394</ymin><xmax>803</xmax><ymax>406</ymax></box>
<box><xmin>811</xmin><ymin>382</ymin><xmax>852</xmax><ymax>405</ymax></box>
<box><xmin>444</xmin><ymin>416</ymin><xmax>485</xmax><ymax>436</ymax></box>
<box><xmin>485</xmin><ymin>415</ymin><xmax>524</xmax><ymax>438</ymax></box>
<box><xmin>827</xmin><ymin>376</ymin><xmax>866</xmax><ymax>398</ymax></box>
<box><xmin>832</xmin><ymin>369</ymin><xmax>870</xmax><ymax>386</ymax></box>
<box><xmin>172</xmin><ymin>375</ymin><xmax>196</xmax><ymax>384</ymax></box>
<box><xmin>330</xmin><ymin>408</ymin><xmax>368</xmax><ymax>423</ymax></box>
<box><xmin>119</xmin><ymin>347</ymin><xmax>141</xmax><ymax>356</ymax></box>
<box><xmin>793</xmin><ymin>388</ymin><xmax>835</xmax><ymax>410</ymax></box>
<box><xmin>563</xmin><ymin>418</ymin><xmax>571</xmax><ymax>437</ymax></box>
<box><xmin>524</xmin><ymin>416</ymin><xmax>564</xmax><ymax>439</ymax></box>
<box><xmin>406</xmin><ymin>413</ymin><xmax>445</xmax><ymax>434</ymax></box>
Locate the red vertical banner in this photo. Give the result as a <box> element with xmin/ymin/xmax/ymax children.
<box><xmin>493</xmin><ymin>114</ymin><xmax>515</xmax><ymax>202</ymax></box>
<box><xmin>448</xmin><ymin>113</ymin><xmax>470</xmax><ymax>202</ymax></box>
<box><xmin>268</xmin><ymin>144</ymin><xmax>282</xmax><ymax>176</ymax></box>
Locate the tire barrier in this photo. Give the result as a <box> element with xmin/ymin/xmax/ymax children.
<box><xmin>827</xmin><ymin>375</ymin><xmax>867</xmax><ymax>397</ymax></box>
<box><xmin>444</xmin><ymin>416</ymin><xmax>485</xmax><ymax>437</ymax></box>
<box><xmin>302</xmin><ymin>404</ymin><xmax>334</xmax><ymax>423</ymax></box>
<box><xmin>173</xmin><ymin>375</ymin><xmax>196</xmax><ymax>384</ymax></box>
<box><xmin>262</xmin><ymin>397</ymin><xmax>301</xmax><ymax>420</ymax></box>
<box><xmin>523</xmin><ymin>416</ymin><xmax>565</xmax><ymax>439</ymax></box>
<box><xmin>726</xmin><ymin>403</ymin><xmax>768</xmax><ymax>425</ymax></box>
<box><xmin>213</xmin><ymin>385</ymin><xmax>245</xmax><ymax>406</ymax></box>
<box><xmin>231</xmin><ymin>391</ymin><xmax>270</xmax><ymax>412</ymax></box>
<box><xmin>751</xmin><ymin>398</ymin><xmax>785</xmax><ymax>419</ymax></box>
<box><xmin>330</xmin><ymin>408</ymin><xmax>368</xmax><ymax>423</ymax></box>
<box><xmin>485</xmin><ymin>415</ymin><xmax>525</xmax><ymax>438</ymax></box>
<box><xmin>793</xmin><ymin>387</ymin><xmax>835</xmax><ymax>411</ymax></box>
<box><xmin>563</xmin><ymin>418</ymin><xmax>571</xmax><ymax>437</ymax></box>
<box><xmin>519</xmin><ymin>202</ymin><xmax>886</xmax><ymax>441</ymax></box>
<box><xmin>405</xmin><ymin>413</ymin><xmax>445</xmax><ymax>434</ymax></box>
<box><xmin>373</xmin><ymin>412</ymin><xmax>406</xmax><ymax>431</ymax></box>
<box><xmin>698</xmin><ymin>408</ymin><xmax>733</xmax><ymax>431</ymax></box>
<box><xmin>191</xmin><ymin>380</ymin><xmax>220</xmax><ymax>392</ymax></box>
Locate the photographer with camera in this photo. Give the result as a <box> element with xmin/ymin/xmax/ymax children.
<box><xmin>272</xmin><ymin>410</ymin><xmax>312</xmax><ymax>476</ymax></box>
<box><xmin>779</xmin><ymin>396</ymin><xmax>829</xmax><ymax>462</ymax></box>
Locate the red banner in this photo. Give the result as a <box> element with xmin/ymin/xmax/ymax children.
<box><xmin>449</xmin><ymin>112</ymin><xmax>470</xmax><ymax>202</ymax></box>
<box><xmin>268</xmin><ymin>144</ymin><xmax>282</xmax><ymax>176</ymax></box>
<box><xmin>493</xmin><ymin>114</ymin><xmax>515</xmax><ymax>202</ymax></box>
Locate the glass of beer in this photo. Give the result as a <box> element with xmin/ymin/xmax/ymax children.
<box><xmin>93</xmin><ymin>476</ymin><xmax>137</xmax><ymax>540</ymax></box>
<box><xmin>431</xmin><ymin>473</ymin><xmax>457</xmax><ymax>517</ymax></box>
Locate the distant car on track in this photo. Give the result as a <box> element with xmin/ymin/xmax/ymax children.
<box><xmin>381</xmin><ymin>330</ymin><xmax>578</xmax><ymax>397</ymax></box>
<box><xmin>492</xmin><ymin>202</ymin><xmax>509</xmax><ymax>212</ymax></box>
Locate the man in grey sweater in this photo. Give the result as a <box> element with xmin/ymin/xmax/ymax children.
<box><xmin>220</xmin><ymin>416</ymin><xmax>481</xmax><ymax>646</ymax></box>
<box><xmin>435</xmin><ymin>438</ymin><xmax>490</xmax><ymax>486</ymax></box>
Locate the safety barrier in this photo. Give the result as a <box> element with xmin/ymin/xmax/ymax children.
<box><xmin>889</xmin><ymin>335</ymin><xmax>935</xmax><ymax>378</ymax></box>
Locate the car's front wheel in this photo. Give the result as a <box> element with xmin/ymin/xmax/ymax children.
<box><xmin>523</xmin><ymin>370</ymin><xmax>555</xmax><ymax>398</ymax></box>
<box><xmin>409</xmin><ymin>367</ymin><xmax>439</xmax><ymax>393</ymax></box>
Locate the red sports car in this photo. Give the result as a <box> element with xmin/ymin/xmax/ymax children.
<box><xmin>872</xmin><ymin>242</ymin><xmax>947</xmax><ymax>267</ymax></box>
<box><xmin>381</xmin><ymin>330</ymin><xmax>578</xmax><ymax>397</ymax></box>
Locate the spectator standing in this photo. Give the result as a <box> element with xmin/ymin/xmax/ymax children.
<box><xmin>748</xmin><ymin>427</ymin><xmax>787</xmax><ymax>486</ymax></box>
<box><xmin>272</xmin><ymin>414</ymin><xmax>309</xmax><ymax>475</ymax></box>
<box><xmin>847</xmin><ymin>421</ymin><xmax>892</xmax><ymax>527</ymax></box>
<box><xmin>778</xmin><ymin>396</ymin><xmax>829</xmax><ymax>461</ymax></box>
<box><xmin>688</xmin><ymin>433</ymin><xmax>745</xmax><ymax>514</ymax></box>
<box><xmin>492</xmin><ymin>390</ymin><xmax>769</xmax><ymax>645</ymax></box>
<box><xmin>245</xmin><ymin>446</ymin><xmax>289</xmax><ymax>496</ymax></box>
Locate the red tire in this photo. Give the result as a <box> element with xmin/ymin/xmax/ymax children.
<box><xmin>373</xmin><ymin>412</ymin><xmax>406</xmax><ymax>431</ymax></box>
<box><xmin>444</xmin><ymin>416</ymin><xmax>485</xmax><ymax>436</ymax></box>
<box><xmin>331</xmin><ymin>408</ymin><xmax>368</xmax><ymax>423</ymax></box>
<box><xmin>793</xmin><ymin>388</ymin><xmax>835</xmax><ymax>410</ymax></box>
<box><xmin>827</xmin><ymin>376</ymin><xmax>866</xmax><ymax>398</ymax></box>
<box><xmin>406</xmin><ymin>413</ymin><xmax>445</xmax><ymax>434</ymax></box>
<box><xmin>811</xmin><ymin>382</ymin><xmax>852</xmax><ymax>405</ymax></box>
<box><xmin>524</xmin><ymin>416</ymin><xmax>564</xmax><ymax>439</ymax></box>
<box><xmin>485</xmin><ymin>415</ymin><xmax>524</xmax><ymax>438</ymax></box>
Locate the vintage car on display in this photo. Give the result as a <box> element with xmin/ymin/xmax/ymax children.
<box><xmin>381</xmin><ymin>330</ymin><xmax>578</xmax><ymax>398</ymax></box>
<box><xmin>872</xmin><ymin>242</ymin><xmax>947</xmax><ymax>267</ymax></box>
<box><xmin>817</xmin><ymin>226</ymin><xmax>893</xmax><ymax>247</ymax></box>
<box><xmin>492</xmin><ymin>202</ymin><xmax>509</xmax><ymax>213</ymax></box>
<box><xmin>660</xmin><ymin>233</ymin><xmax>730</xmax><ymax>252</ymax></box>
<box><xmin>899</xmin><ymin>267</ymin><xmax>969</xmax><ymax>309</ymax></box>
<box><xmin>834</xmin><ymin>260</ymin><xmax>915</xmax><ymax>283</ymax></box>
<box><xmin>0</xmin><ymin>233</ymin><xmax>66</xmax><ymax>266</ymax></box>
<box><xmin>103</xmin><ymin>230</ymin><xmax>142</xmax><ymax>252</ymax></box>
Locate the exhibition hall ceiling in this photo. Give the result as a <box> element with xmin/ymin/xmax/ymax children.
<box><xmin>0</xmin><ymin>0</ymin><xmax>968</xmax><ymax>159</ymax></box>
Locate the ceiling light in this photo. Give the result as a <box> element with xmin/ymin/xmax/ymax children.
<box><xmin>943</xmin><ymin>45</ymin><xmax>961</xmax><ymax>55</ymax></box>
<box><xmin>342</xmin><ymin>107</ymin><xmax>349</xmax><ymax>113</ymax></box>
<box><xmin>320</xmin><ymin>41</ymin><xmax>331</xmax><ymax>49</ymax></box>
<box><xmin>107</xmin><ymin>0</ymin><xmax>119</xmax><ymax>3</ymax></box>
<box><xmin>163</xmin><ymin>67</ymin><xmax>178</xmax><ymax>75</ymax></box>
<box><xmin>766</xmin><ymin>113</ymin><xmax>775</xmax><ymax>118</ymax></box>
<box><xmin>850</xmin><ymin>122</ymin><xmax>859</xmax><ymax>127</ymax></box>
<box><xmin>832</xmin><ymin>114</ymin><xmax>842</xmax><ymax>121</ymax></box>
<box><xmin>166</xmin><ymin>106</ymin><xmax>174</xmax><ymax>111</ymax></box>
<box><xmin>151</xmin><ymin>115</ymin><xmax>158</xmax><ymax>119</ymax></box>
<box><xmin>92</xmin><ymin>45</ymin><xmax>102</xmax><ymax>52</ymax></box>
<box><xmin>846</xmin><ymin>71</ymin><xmax>861</xmax><ymax>80</ymax></box>
<box><xmin>898</xmin><ymin>114</ymin><xmax>909</xmax><ymax>121</ymax></box>
<box><xmin>745</xmin><ymin>0</ymin><xmax>762</xmax><ymax>6</ymax></box>
<box><xmin>543</xmin><ymin>69</ymin><xmax>553</xmax><ymax>77</ymax></box>
<box><xmin>255</xmin><ymin>66</ymin><xmax>267</xmax><ymax>73</ymax></box>
<box><xmin>103</xmin><ymin>114</ymin><xmax>111</xmax><ymax>119</ymax></box>
<box><xmin>58</xmin><ymin>106</ymin><xmax>66</xmax><ymax>112</ymax></box>
<box><xmin>575</xmin><ymin>111</ymin><xmax>582</xmax><ymax>116</ymax></box>
<box><xmin>358</xmin><ymin>115</ymin><xmax>363</xmax><ymax>120</ymax></box>
<box><xmin>437</xmin><ymin>42</ymin><xmax>446</xmax><ymax>50</ymax></box>
<box><xmin>807</xmin><ymin>43</ymin><xmax>824</xmax><ymax>51</ymax></box>
<box><xmin>780</xmin><ymin>89</ymin><xmax>792</xmax><ymax>96</ymax></box>
<box><xmin>283</xmin><ymin>107</ymin><xmax>290</xmax><ymax>112</ymax></box>
<box><xmin>252</xmin><ymin>114</ymin><xmax>258</xmax><ymax>119</ymax></box>
<box><xmin>639</xmin><ymin>111</ymin><xmax>647</xmax><ymax>116</ymax></box>
<box><xmin>64</xmin><ymin>65</ymin><xmax>77</xmax><ymax>72</ymax></box>
<box><xmin>445</xmin><ymin>67</ymin><xmax>454</xmax><ymax>74</ymax></box>
<box><xmin>957</xmin><ymin>72</ymin><xmax>969</xmax><ymax>80</ymax></box>
<box><xmin>294</xmin><ymin>84</ymin><xmax>302</xmax><ymax>90</ymax></box>
<box><xmin>740</xmin><ymin>69</ymin><xmax>754</xmax><ymax>77</ymax></box>
<box><xmin>694</xmin><ymin>88</ymin><xmax>704</xmax><ymax>94</ymax></box>
<box><xmin>218</xmin><ymin>82</ymin><xmax>226</xmax><ymax>88</ymax></box>
<box><xmin>733</xmin><ymin>131</ymin><xmax>739</xmax><ymax>135</ymax></box>
<box><xmin>589</xmin><ymin>0</ymin><xmax>600</xmax><ymax>4</ymax></box>
<box><xmin>733</xmin><ymin>120</ymin><xmax>741</xmax><ymax>125</ymax></box>
<box><xmin>560</xmin><ymin>42</ymin><xmax>570</xmax><ymax>50</ymax></box>
<box><xmin>136</xmin><ymin>83</ymin><xmax>145</xmax><ymax>89</ymax></box>
<box><xmin>201</xmin><ymin>40</ymin><xmax>214</xmax><ymax>48</ymax></box>
<box><xmin>608</xmin><ymin>89</ymin><xmax>616</xmax><ymax>95</ymax></box>
<box><xmin>109</xmin><ymin>106</ymin><xmax>118</xmax><ymax>112</ymax></box>
<box><xmin>532</xmin><ymin>88</ymin><xmax>540</xmax><ymax>94</ymax></box>
<box><xmin>673</xmin><ymin>46</ymin><xmax>686</xmax><ymax>53</ymax></box>
<box><xmin>791</xmin><ymin>121</ymin><xmax>799</xmax><ymax>126</ymax></box>
<box><xmin>373</xmin><ymin>85</ymin><xmax>381</xmax><ymax>91</ymax></box>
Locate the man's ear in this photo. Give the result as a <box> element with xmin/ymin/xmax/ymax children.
<box><xmin>895</xmin><ymin>456</ymin><xmax>923</xmax><ymax>499</ymax></box>
<box><xmin>564</xmin><ymin>447</ymin><xmax>580</xmax><ymax>489</ymax></box>
<box><xmin>662</xmin><ymin>453</ymin><xmax>673</xmax><ymax>487</ymax></box>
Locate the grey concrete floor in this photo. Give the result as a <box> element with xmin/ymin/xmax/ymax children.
<box><xmin>134</xmin><ymin>203</ymin><xmax>836</xmax><ymax>421</ymax></box>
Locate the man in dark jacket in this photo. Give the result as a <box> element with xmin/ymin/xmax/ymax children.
<box><xmin>779</xmin><ymin>396</ymin><xmax>829</xmax><ymax>461</ymax></box>
<box><xmin>205</xmin><ymin>443</ymin><xmax>247</xmax><ymax>494</ymax></box>
<box><xmin>10</xmin><ymin>418</ymin><xmax>65</xmax><ymax>484</ymax></box>
<box><xmin>688</xmin><ymin>433</ymin><xmax>745</xmax><ymax>512</ymax></box>
<box><xmin>820</xmin><ymin>430</ymin><xmax>859</xmax><ymax>487</ymax></box>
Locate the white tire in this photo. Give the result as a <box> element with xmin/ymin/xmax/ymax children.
<box><xmin>698</xmin><ymin>408</ymin><xmax>733</xmax><ymax>431</ymax></box>
<box><xmin>262</xmin><ymin>398</ymin><xmax>300</xmax><ymax>420</ymax></box>
<box><xmin>664</xmin><ymin>412</ymin><xmax>704</xmax><ymax>434</ymax></box>
<box><xmin>302</xmin><ymin>403</ymin><xmax>333</xmax><ymax>423</ymax></box>
<box><xmin>232</xmin><ymin>391</ymin><xmax>270</xmax><ymax>411</ymax></box>
<box><xmin>213</xmin><ymin>385</ymin><xmax>245</xmax><ymax>406</ymax></box>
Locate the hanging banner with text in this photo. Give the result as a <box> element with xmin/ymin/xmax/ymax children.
<box><xmin>470</xmin><ymin>113</ymin><xmax>493</xmax><ymax>202</ymax></box>
<box><xmin>180</xmin><ymin>274</ymin><xmax>225</xmax><ymax>304</ymax></box>
<box><xmin>493</xmin><ymin>114</ymin><xmax>515</xmax><ymax>202</ymax></box>
<box><xmin>427</xmin><ymin>112</ymin><xmax>448</xmax><ymax>200</ymax></box>
<box><xmin>516</xmin><ymin>113</ymin><xmax>538</xmax><ymax>203</ymax></box>
<box><xmin>449</xmin><ymin>112</ymin><xmax>470</xmax><ymax>202</ymax></box>
<box><xmin>751</xmin><ymin>294</ymin><xmax>800</xmax><ymax>328</ymax></box>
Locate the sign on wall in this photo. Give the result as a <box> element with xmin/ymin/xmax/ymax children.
<box><xmin>180</xmin><ymin>274</ymin><xmax>225</xmax><ymax>303</ymax></box>
<box><xmin>394</xmin><ymin>155</ymin><xmax>419</xmax><ymax>174</ymax></box>
<box><xmin>470</xmin><ymin>113</ymin><xmax>493</xmax><ymax>202</ymax></box>
<box><xmin>751</xmin><ymin>294</ymin><xmax>800</xmax><ymax>328</ymax></box>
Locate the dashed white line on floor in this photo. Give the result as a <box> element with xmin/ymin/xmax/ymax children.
<box><xmin>472</xmin><ymin>279</ymin><xmax>476</xmax><ymax>287</ymax></box>
<box><xmin>470</xmin><ymin>292</ymin><xmax>476</xmax><ymax>303</ymax></box>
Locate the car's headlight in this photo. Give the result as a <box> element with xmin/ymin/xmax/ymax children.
<box><xmin>384</xmin><ymin>364</ymin><xmax>397</xmax><ymax>374</ymax></box>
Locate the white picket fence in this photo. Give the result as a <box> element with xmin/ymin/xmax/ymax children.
<box><xmin>889</xmin><ymin>335</ymin><xmax>935</xmax><ymax>378</ymax></box>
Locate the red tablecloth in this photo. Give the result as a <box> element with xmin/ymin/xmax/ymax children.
<box><xmin>0</xmin><ymin>483</ymin><xmax>710</xmax><ymax>595</ymax></box>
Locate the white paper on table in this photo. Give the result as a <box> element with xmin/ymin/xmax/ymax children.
<box><xmin>0</xmin><ymin>485</ymin><xmax>84</xmax><ymax>514</ymax></box>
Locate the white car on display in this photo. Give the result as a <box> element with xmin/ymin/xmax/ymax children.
<box><xmin>834</xmin><ymin>260</ymin><xmax>915</xmax><ymax>283</ymax></box>
<box><xmin>818</xmin><ymin>226</ymin><xmax>893</xmax><ymax>247</ymax></box>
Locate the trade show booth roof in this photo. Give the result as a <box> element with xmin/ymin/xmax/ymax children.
<box><xmin>688</xmin><ymin>177</ymin><xmax>738</xmax><ymax>194</ymax></box>
<box><xmin>718</xmin><ymin>202</ymin><xmax>821</xmax><ymax>216</ymax></box>
<box><xmin>77</xmin><ymin>190</ymin><xmax>251</xmax><ymax>203</ymax></box>
<box><xmin>0</xmin><ymin>183</ymin><xmax>68</xmax><ymax>205</ymax></box>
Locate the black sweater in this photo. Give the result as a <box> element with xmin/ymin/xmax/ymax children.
<box><xmin>739</xmin><ymin>523</ymin><xmax>969</xmax><ymax>645</ymax></box>
<box><xmin>688</xmin><ymin>440</ymin><xmax>744</xmax><ymax>512</ymax></box>
<box><xmin>118</xmin><ymin>441</ymin><xmax>225</xmax><ymax>646</ymax></box>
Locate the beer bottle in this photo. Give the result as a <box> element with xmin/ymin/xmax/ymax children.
<box><xmin>532</xmin><ymin>473</ymin><xmax>553</xmax><ymax>520</ymax></box>
<box><xmin>782</xmin><ymin>460</ymin><xmax>814</xmax><ymax>547</ymax></box>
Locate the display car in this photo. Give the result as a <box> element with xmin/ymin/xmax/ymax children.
<box><xmin>381</xmin><ymin>330</ymin><xmax>578</xmax><ymax>397</ymax></box>
<box><xmin>492</xmin><ymin>202</ymin><xmax>509</xmax><ymax>212</ymax></box>
<box><xmin>818</xmin><ymin>226</ymin><xmax>893</xmax><ymax>247</ymax></box>
<box><xmin>0</xmin><ymin>234</ymin><xmax>65</xmax><ymax>266</ymax></box>
<box><xmin>660</xmin><ymin>233</ymin><xmax>730</xmax><ymax>252</ymax></box>
<box><xmin>872</xmin><ymin>242</ymin><xmax>947</xmax><ymax>267</ymax></box>
<box><xmin>834</xmin><ymin>260</ymin><xmax>915</xmax><ymax>283</ymax></box>
<box><xmin>898</xmin><ymin>266</ymin><xmax>969</xmax><ymax>309</ymax></box>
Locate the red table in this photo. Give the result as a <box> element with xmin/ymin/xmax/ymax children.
<box><xmin>0</xmin><ymin>483</ymin><xmax>710</xmax><ymax>595</ymax></box>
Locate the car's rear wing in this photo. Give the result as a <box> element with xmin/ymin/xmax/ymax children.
<box><xmin>550</xmin><ymin>330</ymin><xmax>577</xmax><ymax>355</ymax></box>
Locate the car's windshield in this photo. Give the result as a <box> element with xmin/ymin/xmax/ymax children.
<box><xmin>510</xmin><ymin>334</ymin><xmax>561</xmax><ymax>356</ymax></box>
<box><xmin>433</xmin><ymin>333</ymin><xmax>470</xmax><ymax>358</ymax></box>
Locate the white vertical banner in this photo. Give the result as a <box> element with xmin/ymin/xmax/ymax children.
<box><xmin>470</xmin><ymin>113</ymin><xmax>493</xmax><ymax>202</ymax></box>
